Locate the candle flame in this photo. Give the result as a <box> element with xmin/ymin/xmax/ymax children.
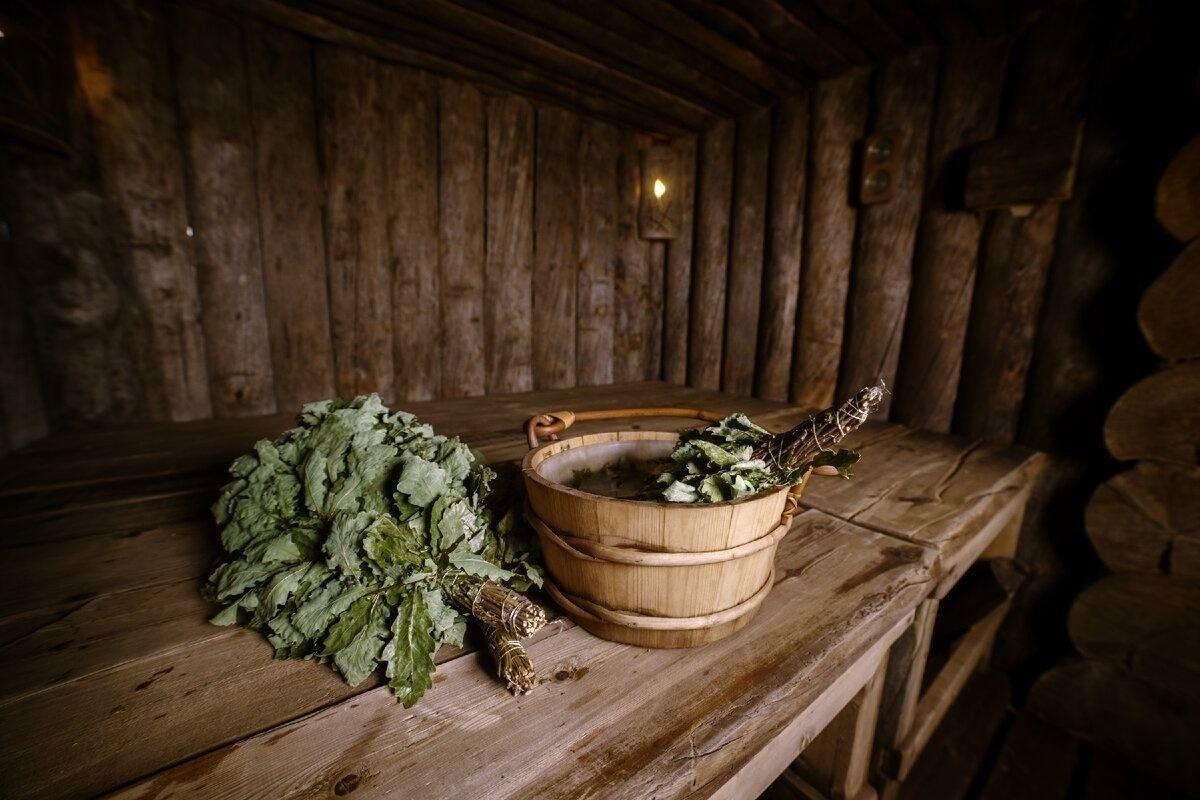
<box><xmin>653</xmin><ymin>178</ymin><xmax>666</xmax><ymax>199</ymax></box>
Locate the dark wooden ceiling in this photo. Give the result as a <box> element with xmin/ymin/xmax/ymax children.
<box><xmin>234</xmin><ymin>0</ymin><xmax>1048</xmax><ymax>134</ymax></box>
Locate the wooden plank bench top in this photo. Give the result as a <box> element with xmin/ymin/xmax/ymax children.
<box><xmin>0</xmin><ymin>382</ymin><xmax>1041</xmax><ymax>800</ymax></box>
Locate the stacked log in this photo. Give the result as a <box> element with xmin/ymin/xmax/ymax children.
<box><xmin>1030</xmin><ymin>135</ymin><xmax>1200</xmax><ymax>793</ymax></box>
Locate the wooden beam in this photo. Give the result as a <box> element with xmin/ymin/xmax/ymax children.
<box><xmin>245</xmin><ymin>22</ymin><xmax>337</xmax><ymax>409</ymax></box>
<box><xmin>229</xmin><ymin>0</ymin><xmax>691</xmax><ymax>135</ymax></box>
<box><xmin>609</xmin><ymin>0</ymin><xmax>807</xmax><ymax>95</ymax></box>
<box><xmin>615</xmin><ymin>132</ymin><xmax>651</xmax><ymax>382</ymax></box>
<box><xmin>171</xmin><ymin>5</ymin><xmax>276</xmax><ymax>417</ymax></box>
<box><xmin>722</xmin><ymin>107</ymin><xmax>771</xmax><ymax>397</ymax></box>
<box><xmin>965</xmin><ymin>123</ymin><xmax>1085</xmax><ymax>210</ymax></box>
<box><xmin>797</xmin><ymin>655</ymin><xmax>888</xmax><ymax>799</ymax></box>
<box><xmin>872</xmin><ymin>599</ymin><xmax>938</xmax><ymax>794</ymax></box>
<box><xmin>792</xmin><ymin>69</ymin><xmax>869</xmax><ymax>410</ymax></box>
<box><xmin>755</xmin><ymin>92</ymin><xmax>809</xmax><ymax>403</ymax></box>
<box><xmin>532</xmin><ymin>107</ymin><xmax>582</xmax><ymax>390</ymax></box>
<box><xmin>576</xmin><ymin>120</ymin><xmax>620</xmax><ymax>387</ymax></box>
<box><xmin>956</xmin><ymin>0</ymin><xmax>1097</xmax><ymax>443</ymax></box>
<box><xmin>395</xmin><ymin>0</ymin><xmax>717</xmax><ymax>130</ymax></box>
<box><xmin>382</xmin><ymin>65</ymin><xmax>441</xmax><ymax>401</ymax></box>
<box><xmin>483</xmin><ymin>95</ymin><xmax>535</xmax><ymax>395</ymax></box>
<box><xmin>838</xmin><ymin>47</ymin><xmax>938</xmax><ymax>415</ymax></box>
<box><xmin>892</xmin><ymin>39</ymin><xmax>1010</xmax><ymax>433</ymax></box>
<box><xmin>482</xmin><ymin>0</ymin><xmax>753</xmax><ymax>115</ymax></box>
<box><xmin>688</xmin><ymin>119</ymin><xmax>735</xmax><ymax>390</ymax></box>
<box><xmin>663</xmin><ymin>136</ymin><xmax>698</xmax><ymax>385</ymax></box>
<box><xmin>437</xmin><ymin>79</ymin><xmax>487</xmax><ymax>397</ymax></box>
<box><xmin>807</xmin><ymin>0</ymin><xmax>912</xmax><ymax>62</ymax></box>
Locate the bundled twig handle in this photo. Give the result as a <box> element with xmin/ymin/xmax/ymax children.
<box><xmin>481</xmin><ymin>623</ymin><xmax>536</xmax><ymax>695</ymax></box>
<box><xmin>446</xmin><ymin>575</ymin><xmax>547</xmax><ymax>639</ymax></box>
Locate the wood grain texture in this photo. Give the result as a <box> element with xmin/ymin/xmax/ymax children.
<box><xmin>437</xmin><ymin>79</ymin><xmax>487</xmax><ymax>397</ymax></box>
<box><xmin>1155</xmin><ymin>133</ymin><xmax>1200</xmax><ymax>242</ymax></box>
<box><xmin>722</xmin><ymin>107</ymin><xmax>771</xmax><ymax>397</ymax></box>
<box><xmin>316</xmin><ymin>47</ymin><xmax>393</xmax><ymax>400</ymax></box>
<box><xmin>755</xmin><ymin>93</ymin><xmax>808</xmax><ymax>402</ymax></box>
<box><xmin>956</xmin><ymin>0</ymin><xmax>1096</xmax><ymax>443</ymax></box>
<box><xmin>484</xmin><ymin>95</ymin><xmax>535</xmax><ymax>395</ymax></box>
<box><xmin>1139</xmin><ymin>239</ymin><xmax>1200</xmax><ymax>361</ymax></box>
<box><xmin>838</xmin><ymin>47</ymin><xmax>938</xmax><ymax>414</ymax></box>
<box><xmin>647</xmin><ymin>240</ymin><xmax>666</xmax><ymax>380</ymax></box>
<box><xmin>107</xmin><ymin>510</ymin><xmax>930</xmax><ymax>800</ymax></box>
<box><xmin>688</xmin><ymin>118</ymin><xmax>735</xmax><ymax>390</ymax></box>
<box><xmin>532</xmin><ymin>106</ymin><xmax>581</xmax><ymax>389</ymax></box>
<box><xmin>964</xmin><ymin>124</ymin><xmax>1084</xmax><ymax>210</ymax></box>
<box><xmin>0</xmin><ymin>177</ymin><xmax>47</xmax><ymax>452</ymax></box>
<box><xmin>244</xmin><ymin>22</ymin><xmax>336</xmax><ymax>409</ymax></box>
<box><xmin>793</xmin><ymin>70</ymin><xmax>868</xmax><ymax>410</ymax></box>
<box><xmin>382</xmin><ymin>66</ymin><xmax>440</xmax><ymax>401</ymax></box>
<box><xmin>1086</xmin><ymin>463</ymin><xmax>1200</xmax><ymax>577</ymax></box>
<box><xmin>615</xmin><ymin>131</ymin><xmax>650</xmax><ymax>382</ymax></box>
<box><xmin>171</xmin><ymin>5</ymin><xmax>275</xmax><ymax>417</ymax></box>
<box><xmin>663</xmin><ymin>135</ymin><xmax>697</xmax><ymax>385</ymax></box>
<box><xmin>576</xmin><ymin>120</ymin><xmax>619</xmax><ymax>387</ymax></box>
<box><xmin>70</xmin><ymin>0</ymin><xmax>211</xmax><ymax>420</ymax></box>
<box><xmin>892</xmin><ymin>40</ymin><xmax>1010</xmax><ymax>433</ymax></box>
<box><xmin>1103</xmin><ymin>362</ymin><xmax>1200</xmax><ymax>466</ymax></box>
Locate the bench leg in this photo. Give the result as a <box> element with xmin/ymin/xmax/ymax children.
<box><xmin>794</xmin><ymin>655</ymin><xmax>888</xmax><ymax>799</ymax></box>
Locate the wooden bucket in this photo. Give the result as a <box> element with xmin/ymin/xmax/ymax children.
<box><xmin>522</xmin><ymin>408</ymin><xmax>808</xmax><ymax>648</ymax></box>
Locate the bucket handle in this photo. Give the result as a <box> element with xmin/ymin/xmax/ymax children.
<box><xmin>525</xmin><ymin>406</ymin><xmax>726</xmax><ymax>449</ymax></box>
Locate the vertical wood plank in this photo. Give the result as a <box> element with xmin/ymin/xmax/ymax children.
<box><xmin>576</xmin><ymin>120</ymin><xmax>619</xmax><ymax>387</ymax></box>
<box><xmin>756</xmin><ymin>92</ymin><xmax>809</xmax><ymax>403</ymax></box>
<box><xmin>0</xmin><ymin>154</ymin><xmax>48</xmax><ymax>452</ymax></box>
<box><xmin>663</xmin><ymin>135</ymin><xmax>697</xmax><ymax>385</ymax></box>
<box><xmin>792</xmin><ymin>70</ymin><xmax>869</xmax><ymax>410</ymax></box>
<box><xmin>316</xmin><ymin>48</ymin><xmax>393</xmax><ymax>400</ymax></box>
<box><xmin>245</xmin><ymin>22</ymin><xmax>336</xmax><ymax>409</ymax></box>
<box><xmin>171</xmin><ymin>5</ymin><xmax>275</xmax><ymax>417</ymax></box>
<box><xmin>646</xmin><ymin>240</ymin><xmax>666</xmax><ymax>380</ymax></box>
<box><xmin>892</xmin><ymin>40</ymin><xmax>1010</xmax><ymax>433</ymax></box>
<box><xmin>383</xmin><ymin>66</ymin><xmax>441</xmax><ymax>402</ymax></box>
<box><xmin>688</xmin><ymin>118</ymin><xmax>735</xmax><ymax>390</ymax></box>
<box><xmin>70</xmin><ymin>0</ymin><xmax>211</xmax><ymax>420</ymax></box>
<box><xmin>615</xmin><ymin>131</ymin><xmax>649</xmax><ymax>383</ymax></box>
<box><xmin>838</xmin><ymin>49</ymin><xmax>939</xmax><ymax>413</ymax></box>
<box><xmin>484</xmin><ymin>95</ymin><xmax>535</xmax><ymax>395</ymax></box>
<box><xmin>956</xmin><ymin>1</ymin><xmax>1096</xmax><ymax>442</ymax></box>
<box><xmin>437</xmin><ymin>79</ymin><xmax>487</xmax><ymax>398</ymax></box>
<box><xmin>532</xmin><ymin>106</ymin><xmax>580</xmax><ymax>390</ymax></box>
<box><xmin>722</xmin><ymin>107</ymin><xmax>771</xmax><ymax>397</ymax></box>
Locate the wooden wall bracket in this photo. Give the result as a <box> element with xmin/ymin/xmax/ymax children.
<box><xmin>858</xmin><ymin>130</ymin><xmax>901</xmax><ymax>205</ymax></box>
<box><xmin>964</xmin><ymin>122</ymin><xmax>1085</xmax><ymax>214</ymax></box>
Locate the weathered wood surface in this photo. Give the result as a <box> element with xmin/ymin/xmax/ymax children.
<box><xmin>1103</xmin><ymin>362</ymin><xmax>1200</xmax><ymax>466</ymax></box>
<box><xmin>663</xmin><ymin>135</ymin><xmax>697</xmax><ymax>385</ymax></box>
<box><xmin>614</xmin><ymin>132</ymin><xmax>650</xmax><ymax>382</ymax></box>
<box><xmin>1085</xmin><ymin>463</ymin><xmax>1200</xmax><ymax>577</ymax></box>
<box><xmin>70</xmin><ymin>0</ymin><xmax>212</xmax><ymax>421</ymax></box>
<box><xmin>316</xmin><ymin>47</ymin><xmax>392</xmax><ymax>400</ymax></box>
<box><xmin>102</xmin><ymin>511</ymin><xmax>927</xmax><ymax>800</ymax></box>
<box><xmin>171</xmin><ymin>5</ymin><xmax>276</xmax><ymax>418</ymax></box>
<box><xmin>576</xmin><ymin>121</ymin><xmax>619</xmax><ymax>387</ymax></box>
<box><xmin>245</xmin><ymin>22</ymin><xmax>336</xmax><ymax>409</ymax></box>
<box><xmin>1068</xmin><ymin>573</ymin><xmax>1200</xmax><ymax>704</ymax></box>
<box><xmin>533</xmin><ymin>107</ymin><xmax>581</xmax><ymax>390</ymax></box>
<box><xmin>1155</xmin><ymin>133</ymin><xmax>1200</xmax><ymax>242</ymax></box>
<box><xmin>755</xmin><ymin>92</ymin><xmax>809</xmax><ymax>403</ymax></box>
<box><xmin>437</xmin><ymin>79</ymin><xmax>487</xmax><ymax>398</ymax></box>
<box><xmin>792</xmin><ymin>70</ymin><xmax>868</xmax><ymax>410</ymax></box>
<box><xmin>1139</xmin><ymin>239</ymin><xmax>1200</xmax><ymax>361</ymax></box>
<box><xmin>838</xmin><ymin>47</ymin><xmax>938</xmax><ymax>416</ymax></box>
<box><xmin>722</xmin><ymin>107</ymin><xmax>771</xmax><ymax>397</ymax></box>
<box><xmin>956</xmin><ymin>1</ymin><xmax>1096</xmax><ymax>443</ymax></box>
<box><xmin>383</xmin><ymin>65</ymin><xmax>441</xmax><ymax>402</ymax></box>
<box><xmin>689</xmin><ymin>119</ymin><xmax>735</xmax><ymax>390</ymax></box>
<box><xmin>892</xmin><ymin>40</ymin><xmax>1009</xmax><ymax>433</ymax></box>
<box><xmin>964</xmin><ymin>123</ymin><xmax>1084</xmax><ymax>211</ymax></box>
<box><xmin>1030</xmin><ymin>659</ymin><xmax>1200</xmax><ymax>793</ymax></box>
<box><xmin>0</xmin><ymin>382</ymin><xmax>1044</xmax><ymax>799</ymax></box>
<box><xmin>484</xmin><ymin>95</ymin><xmax>535</xmax><ymax>395</ymax></box>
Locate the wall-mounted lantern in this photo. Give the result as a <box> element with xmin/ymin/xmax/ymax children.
<box><xmin>639</xmin><ymin>142</ymin><xmax>679</xmax><ymax>240</ymax></box>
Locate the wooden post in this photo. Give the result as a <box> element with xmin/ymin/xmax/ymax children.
<box><xmin>688</xmin><ymin>119</ymin><xmax>735</xmax><ymax>390</ymax></box>
<box><xmin>872</xmin><ymin>599</ymin><xmax>938</xmax><ymax>798</ymax></box>
<box><xmin>576</xmin><ymin>120</ymin><xmax>619</xmax><ymax>387</ymax></box>
<box><xmin>797</xmin><ymin>657</ymin><xmax>889</xmax><ymax>800</ymax></box>
<box><xmin>662</xmin><ymin>135</ymin><xmax>697</xmax><ymax>385</ymax></box>
<box><xmin>615</xmin><ymin>131</ymin><xmax>650</xmax><ymax>382</ymax></box>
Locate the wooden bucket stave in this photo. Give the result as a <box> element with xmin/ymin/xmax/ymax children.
<box><xmin>522</xmin><ymin>408</ymin><xmax>808</xmax><ymax>648</ymax></box>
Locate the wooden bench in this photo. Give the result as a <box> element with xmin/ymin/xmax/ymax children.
<box><xmin>0</xmin><ymin>382</ymin><xmax>1042</xmax><ymax>800</ymax></box>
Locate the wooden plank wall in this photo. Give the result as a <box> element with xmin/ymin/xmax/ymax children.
<box><xmin>2</xmin><ymin>0</ymin><xmax>1106</xmax><ymax>458</ymax></box>
<box><xmin>0</xmin><ymin>0</ymin><xmax>661</xmax><ymax>451</ymax></box>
